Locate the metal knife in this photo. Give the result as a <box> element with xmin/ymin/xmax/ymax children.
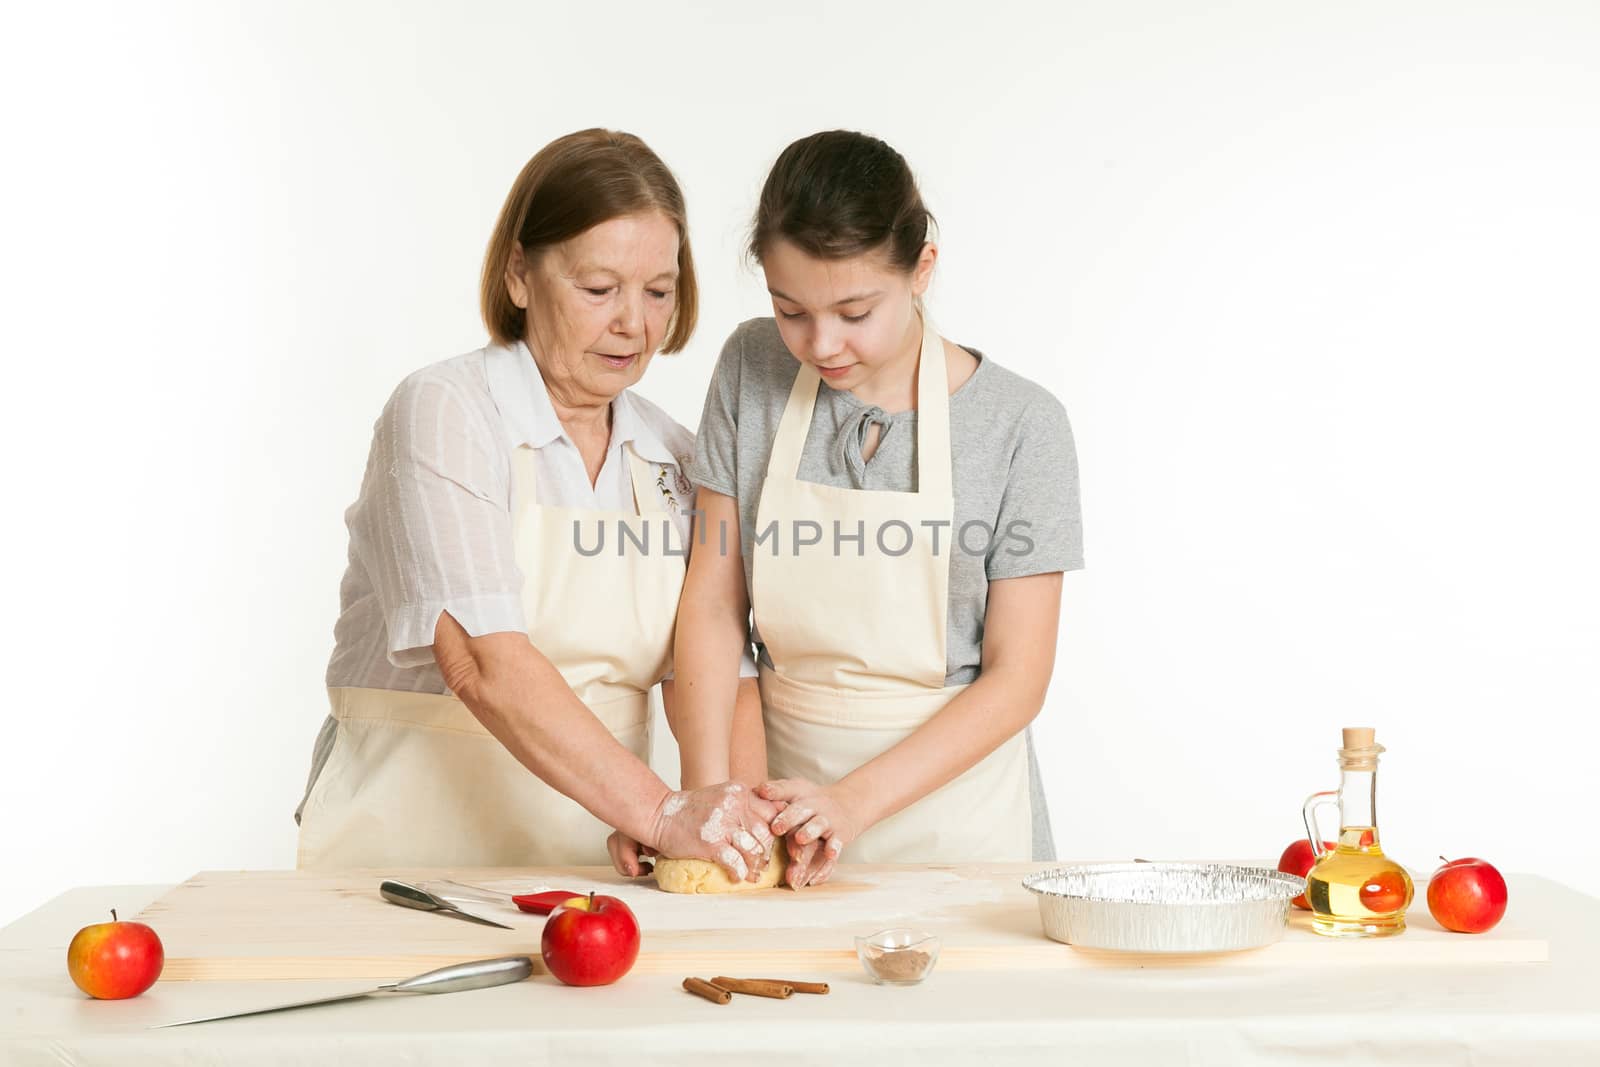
<box><xmin>150</xmin><ymin>954</ymin><xmax>534</xmax><ymax>1028</ymax></box>
<box><xmin>379</xmin><ymin>879</ymin><xmax>516</xmax><ymax>930</ymax></box>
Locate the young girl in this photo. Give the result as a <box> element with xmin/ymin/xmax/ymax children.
<box><xmin>668</xmin><ymin>130</ymin><xmax>1083</xmax><ymax>887</ymax></box>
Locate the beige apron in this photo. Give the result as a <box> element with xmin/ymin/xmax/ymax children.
<box><xmin>296</xmin><ymin>442</ymin><xmax>684</xmax><ymax>869</ymax></box>
<box><xmin>752</xmin><ymin>313</ymin><xmax>1032</xmax><ymax>863</ymax></box>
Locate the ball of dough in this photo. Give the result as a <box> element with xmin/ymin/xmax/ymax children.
<box><xmin>654</xmin><ymin>840</ymin><xmax>788</xmax><ymax>894</ymax></box>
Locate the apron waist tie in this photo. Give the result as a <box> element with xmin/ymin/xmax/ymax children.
<box><xmin>757</xmin><ymin>665</ymin><xmax>967</xmax><ymax>731</ymax></box>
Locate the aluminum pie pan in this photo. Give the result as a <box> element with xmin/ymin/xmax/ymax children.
<box><xmin>1022</xmin><ymin>862</ymin><xmax>1307</xmax><ymax>954</ymax></box>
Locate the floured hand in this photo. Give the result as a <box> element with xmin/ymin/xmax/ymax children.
<box><xmin>757</xmin><ymin>778</ymin><xmax>862</xmax><ymax>888</ymax></box>
<box><xmin>645</xmin><ymin>782</ymin><xmax>780</xmax><ymax>883</ymax></box>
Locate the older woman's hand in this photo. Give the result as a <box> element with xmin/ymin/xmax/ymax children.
<box><xmin>645</xmin><ymin>782</ymin><xmax>781</xmax><ymax>883</ymax></box>
<box><xmin>757</xmin><ymin>778</ymin><xmax>863</xmax><ymax>888</ymax></box>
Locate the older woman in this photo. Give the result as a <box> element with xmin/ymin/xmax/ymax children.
<box><xmin>294</xmin><ymin>129</ymin><xmax>777</xmax><ymax>881</ymax></box>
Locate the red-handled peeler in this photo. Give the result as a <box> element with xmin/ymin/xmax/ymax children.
<box><xmin>512</xmin><ymin>890</ymin><xmax>585</xmax><ymax>915</ymax></box>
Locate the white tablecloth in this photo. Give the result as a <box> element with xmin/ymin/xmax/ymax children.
<box><xmin>2</xmin><ymin>875</ymin><xmax>1597</xmax><ymax>1065</ymax></box>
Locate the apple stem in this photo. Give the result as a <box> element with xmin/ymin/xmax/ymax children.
<box><xmin>588</xmin><ymin>891</ymin><xmax>595</xmax><ymax>910</ymax></box>
<box><xmin>1440</xmin><ymin>856</ymin><xmax>1450</xmax><ymax>864</ymax></box>
<box><xmin>110</xmin><ymin>909</ymin><xmax>117</xmax><ymax>923</ymax></box>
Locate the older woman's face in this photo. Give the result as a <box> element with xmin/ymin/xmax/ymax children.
<box><xmin>509</xmin><ymin>212</ymin><xmax>680</xmax><ymax>405</ymax></box>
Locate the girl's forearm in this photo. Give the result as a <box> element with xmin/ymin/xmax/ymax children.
<box><xmin>729</xmin><ymin>677</ymin><xmax>769</xmax><ymax>787</ymax></box>
<box><xmin>836</xmin><ymin>667</ymin><xmax>1046</xmax><ymax>831</ymax></box>
<box><xmin>668</xmin><ymin>597</ymin><xmax>746</xmax><ymax>788</ymax></box>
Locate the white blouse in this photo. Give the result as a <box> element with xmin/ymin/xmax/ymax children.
<box><xmin>325</xmin><ymin>340</ymin><xmax>756</xmax><ymax>693</ymax></box>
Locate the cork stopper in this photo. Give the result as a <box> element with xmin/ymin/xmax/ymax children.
<box><xmin>1338</xmin><ymin>727</ymin><xmax>1384</xmax><ymax>771</ymax></box>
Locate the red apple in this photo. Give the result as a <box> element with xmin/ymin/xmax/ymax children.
<box><xmin>1426</xmin><ymin>857</ymin><xmax>1508</xmax><ymax>933</ymax></box>
<box><xmin>540</xmin><ymin>892</ymin><xmax>640</xmax><ymax>986</ymax></box>
<box><xmin>1278</xmin><ymin>839</ymin><xmax>1336</xmax><ymax>910</ymax></box>
<box><xmin>67</xmin><ymin>909</ymin><xmax>163</xmax><ymax>999</ymax></box>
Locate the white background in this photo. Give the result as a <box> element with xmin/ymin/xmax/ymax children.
<box><xmin>3</xmin><ymin>0</ymin><xmax>1597</xmax><ymax>927</ymax></box>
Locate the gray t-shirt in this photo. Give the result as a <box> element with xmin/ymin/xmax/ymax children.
<box><xmin>688</xmin><ymin>317</ymin><xmax>1085</xmax><ymax>861</ymax></box>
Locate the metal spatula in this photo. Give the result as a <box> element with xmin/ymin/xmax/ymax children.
<box><xmin>150</xmin><ymin>954</ymin><xmax>534</xmax><ymax>1028</ymax></box>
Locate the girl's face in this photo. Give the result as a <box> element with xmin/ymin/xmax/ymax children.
<box><xmin>761</xmin><ymin>238</ymin><xmax>936</xmax><ymax>393</ymax></box>
<box><xmin>506</xmin><ymin>211</ymin><xmax>680</xmax><ymax>406</ymax></box>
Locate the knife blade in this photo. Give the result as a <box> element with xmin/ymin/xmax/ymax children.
<box><xmin>379</xmin><ymin>879</ymin><xmax>515</xmax><ymax>930</ymax></box>
<box><xmin>150</xmin><ymin>954</ymin><xmax>534</xmax><ymax>1028</ymax></box>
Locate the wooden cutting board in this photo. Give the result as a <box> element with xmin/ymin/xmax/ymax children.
<box><xmin>136</xmin><ymin>863</ymin><xmax>1548</xmax><ymax>981</ymax></box>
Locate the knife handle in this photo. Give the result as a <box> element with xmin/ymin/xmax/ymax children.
<box><xmin>389</xmin><ymin>955</ymin><xmax>535</xmax><ymax>994</ymax></box>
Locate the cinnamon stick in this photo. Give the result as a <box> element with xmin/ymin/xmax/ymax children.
<box><xmin>683</xmin><ymin>977</ymin><xmax>732</xmax><ymax>1004</ymax></box>
<box><xmin>709</xmin><ymin>976</ymin><xmax>793</xmax><ymax>999</ymax></box>
<box><xmin>756</xmin><ymin>978</ymin><xmax>829</xmax><ymax>995</ymax></box>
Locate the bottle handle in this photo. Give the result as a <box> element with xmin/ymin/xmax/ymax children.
<box><xmin>1302</xmin><ymin>790</ymin><xmax>1339</xmax><ymax>859</ymax></box>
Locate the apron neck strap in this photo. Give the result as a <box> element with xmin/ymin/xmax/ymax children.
<box><xmin>766</xmin><ymin>311</ymin><xmax>953</xmax><ymax>498</ymax></box>
<box><xmin>767</xmin><ymin>367</ymin><xmax>821</xmax><ymax>481</ymax></box>
<box><xmin>913</xmin><ymin>312</ymin><xmax>953</xmax><ymax>498</ymax></box>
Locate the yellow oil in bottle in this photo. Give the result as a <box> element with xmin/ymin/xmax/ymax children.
<box><xmin>1305</xmin><ymin>826</ymin><xmax>1414</xmax><ymax>937</ymax></box>
<box><xmin>1302</xmin><ymin>729</ymin><xmax>1413</xmax><ymax>938</ymax></box>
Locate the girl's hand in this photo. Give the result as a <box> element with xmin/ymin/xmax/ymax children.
<box><xmin>757</xmin><ymin>778</ymin><xmax>862</xmax><ymax>888</ymax></box>
<box><xmin>606</xmin><ymin>831</ymin><xmax>657</xmax><ymax>877</ymax></box>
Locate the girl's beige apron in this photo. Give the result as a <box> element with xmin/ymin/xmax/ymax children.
<box><xmin>752</xmin><ymin>314</ymin><xmax>1032</xmax><ymax>863</ymax></box>
<box><xmin>296</xmin><ymin>443</ymin><xmax>683</xmax><ymax>868</ymax></box>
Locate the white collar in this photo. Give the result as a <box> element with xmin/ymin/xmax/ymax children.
<box><xmin>485</xmin><ymin>341</ymin><xmax>679</xmax><ymax>466</ymax></box>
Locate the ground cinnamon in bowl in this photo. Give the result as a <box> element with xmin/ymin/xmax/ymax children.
<box><xmin>855</xmin><ymin>928</ymin><xmax>941</xmax><ymax>985</ymax></box>
<box><xmin>864</xmin><ymin>948</ymin><xmax>933</xmax><ymax>983</ymax></box>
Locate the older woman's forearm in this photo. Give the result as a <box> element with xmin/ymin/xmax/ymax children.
<box><xmin>437</xmin><ymin>627</ymin><xmax>671</xmax><ymax>844</ymax></box>
<box><xmin>668</xmin><ymin>595</ymin><xmax>747</xmax><ymax>788</ymax></box>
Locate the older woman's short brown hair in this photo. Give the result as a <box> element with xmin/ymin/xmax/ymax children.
<box><xmin>480</xmin><ymin>129</ymin><xmax>698</xmax><ymax>352</ymax></box>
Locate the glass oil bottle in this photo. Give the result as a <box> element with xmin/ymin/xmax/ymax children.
<box><xmin>1301</xmin><ymin>727</ymin><xmax>1414</xmax><ymax>937</ymax></box>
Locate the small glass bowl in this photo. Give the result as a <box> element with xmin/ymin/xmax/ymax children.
<box><xmin>854</xmin><ymin>928</ymin><xmax>941</xmax><ymax>985</ymax></box>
